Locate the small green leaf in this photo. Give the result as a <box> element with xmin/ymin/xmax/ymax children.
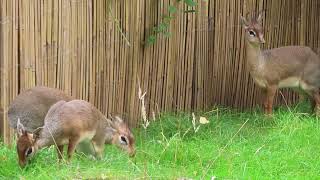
<box><xmin>184</xmin><ymin>0</ymin><xmax>197</xmax><ymax>6</ymax></box>
<box><xmin>163</xmin><ymin>15</ymin><xmax>174</xmax><ymax>23</ymax></box>
<box><xmin>155</xmin><ymin>23</ymin><xmax>169</xmax><ymax>33</ymax></box>
<box><xmin>146</xmin><ymin>35</ymin><xmax>157</xmax><ymax>45</ymax></box>
<box><xmin>168</xmin><ymin>5</ymin><xmax>177</xmax><ymax>14</ymax></box>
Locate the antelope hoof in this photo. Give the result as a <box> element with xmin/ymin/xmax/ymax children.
<box><xmin>66</xmin><ymin>160</ymin><xmax>71</xmax><ymax>165</ymax></box>
<box><xmin>264</xmin><ymin>113</ymin><xmax>273</xmax><ymax>119</ymax></box>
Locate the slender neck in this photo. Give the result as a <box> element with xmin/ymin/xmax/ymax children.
<box><xmin>33</xmin><ymin>141</ymin><xmax>41</xmax><ymax>152</ymax></box>
<box><xmin>104</xmin><ymin>127</ymin><xmax>116</xmax><ymax>144</ymax></box>
<box><xmin>245</xmin><ymin>41</ymin><xmax>262</xmax><ymax>70</ymax></box>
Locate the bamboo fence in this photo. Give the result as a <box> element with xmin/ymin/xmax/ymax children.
<box><xmin>1</xmin><ymin>0</ymin><xmax>319</xmax><ymax>143</ymax></box>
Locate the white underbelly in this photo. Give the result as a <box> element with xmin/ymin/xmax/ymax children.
<box><xmin>56</xmin><ymin>131</ymin><xmax>96</xmax><ymax>145</ymax></box>
<box><xmin>79</xmin><ymin>131</ymin><xmax>96</xmax><ymax>142</ymax></box>
<box><xmin>252</xmin><ymin>75</ymin><xmax>304</xmax><ymax>89</ymax></box>
<box><xmin>278</xmin><ymin>77</ymin><xmax>300</xmax><ymax>88</ymax></box>
<box><xmin>252</xmin><ymin>76</ymin><xmax>268</xmax><ymax>88</ymax></box>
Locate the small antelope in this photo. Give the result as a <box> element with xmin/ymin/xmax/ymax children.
<box><xmin>16</xmin><ymin>100</ymin><xmax>135</xmax><ymax>167</ymax></box>
<box><xmin>8</xmin><ymin>86</ymin><xmax>72</xmax><ymax>167</ymax></box>
<box><xmin>9</xmin><ymin>86</ymin><xmax>135</xmax><ymax>167</ymax></box>
<box><xmin>240</xmin><ymin>12</ymin><xmax>320</xmax><ymax>115</ymax></box>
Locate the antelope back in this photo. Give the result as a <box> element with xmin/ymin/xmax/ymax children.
<box><xmin>38</xmin><ymin>100</ymin><xmax>104</xmax><ymax>145</ymax></box>
<box><xmin>8</xmin><ymin>86</ymin><xmax>73</xmax><ymax>132</ymax></box>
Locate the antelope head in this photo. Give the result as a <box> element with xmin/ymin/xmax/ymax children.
<box><xmin>16</xmin><ymin>118</ymin><xmax>35</xmax><ymax>167</ymax></box>
<box><xmin>107</xmin><ymin>116</ymin><xmax>136</xmax><ymax>157</ymax></box>
<box><xmin>241</xmin><ymin>11</ymin><xmax>266</xmax><ymax>44</ymax></box>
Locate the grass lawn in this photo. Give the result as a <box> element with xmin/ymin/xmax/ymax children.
<box><xmin>1</xmin><ymin>102</ymin><xmax>320</xmax><ymax>179</ymax></box>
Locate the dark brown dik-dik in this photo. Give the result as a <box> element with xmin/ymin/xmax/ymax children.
<box><xmin>8</xmin><ymin>86</ymin><xmax>72</xmax><ymax>167</ymax></box>
<box><xmin>240</xmin><ymin>12</ymin><xmax>320</xmax><ymax>115</ymax></box>
<box><xmin>16</xmin><ymin>100</ymin><xmax>135</xmax><ymax>167</ymax></box>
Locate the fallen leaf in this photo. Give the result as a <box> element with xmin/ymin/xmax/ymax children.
<box><xmin>199</xmin><ymin>116</ymin><xmax>209</xmax><ymax>124</ymax></box>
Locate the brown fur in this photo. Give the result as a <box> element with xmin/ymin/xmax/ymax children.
<box><xmin>11</xmin><ymin>86</ymin><xmax>135</xmax><ymax>167</ymax></box>
<box><xmin>241</xmin><ymin>13</ymin><xmax>320</xmax><ymax>115</ymax></box>
<box><xmin>109</xmin><ymin>118</ymin><xmax>135</xmax><ymax>156</ymax></box>
<box><xmin>16</xmin><ymin>100</ymin><xmax>135</xmax><ymax>167</ymax></box>
<box><xmin>9</xmin><ymin>86</ymin><xmax>73</xmax><ymax>167</ymax></box>
<box><xmin>8</xmin><ymin>86</ymin><xmax>73</xmax><ymax>132</ymax></box>
<box><xmin>16</xmin><ymin>132</ymin><xmax>34</xmax><ymax>167</ymax></box>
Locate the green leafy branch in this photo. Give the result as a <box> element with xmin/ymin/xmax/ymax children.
<box><xmin>146</xmin><ymin>0</ymin><xmax>198</xmax><ymax>46</ymax></box>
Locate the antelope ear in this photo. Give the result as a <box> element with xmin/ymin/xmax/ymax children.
<box><xmin>114</xmin><ymin>116</ymin><xmax>123</xmax><ymax>123</ymax></box>
<box><xmin>108</xmin><ymin>115</ymin><xmax>125</xmax><ymax>130</ymax></box>
<box><xmin>240</xmin><ymin>16</ymin><xmax>249</xmax><ymax>29</ymax></box>
<box><xmin>17</xmin><ymin>118</ymin><xmax>26</xmax><ymax>137</ymax></box>
<box><xmin>33</xmin><ymin>127</ymin><xmax>42</xmax><ymax>137</ymax></box>
<box><xmin>257</xmin><ymin>10</ymin><xmax>265</xmax><ymax>23</ymax></box>
<box><xmin>105</xmin><ymin>117</ymin><xmax>114</xmax><ymax>127</ymax></box>
<box><xmin>113</xmin><ymin>116</ymin><xmax>125</xmax><ymax>128</ymax></box>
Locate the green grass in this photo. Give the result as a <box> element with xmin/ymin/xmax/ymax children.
<box><xmin>1</xmin><ymin>102</ymin><xmax>320</xmax><ymax>179</ymax></box>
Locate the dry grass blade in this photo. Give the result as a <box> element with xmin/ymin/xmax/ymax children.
<box><xmin>201</xmin><ymin>118</ymin><xmax>249</xmax><ymax>179</ymax></box>
<box><xmin>138</xmin><ymin>82</ymin><xmax>149</xmax><ymax>129</ymax></box>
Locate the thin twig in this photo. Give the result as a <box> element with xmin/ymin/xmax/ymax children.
<box><xmin>138</xmin><ymin>78</ymin><xmax>149</xmax><ymax>129</ymax></box>
<box><xmin>279</xmin><ymin>90</ymin><xmax>292</xmax><ymax>114</ymax></box>
<box><xmin>201</xmin><ymin>119</ymin><xmax>249</xmax><ymax>179</ymax></box>
<box><xmin>45</xmin><ymin>126</ymin><xmax>66</xmax><ymax>162</ymax></box>
<box><xmin>107</xmin><ymin>4</ymin><xmax>131</xmax><ymax>47</ymax></box>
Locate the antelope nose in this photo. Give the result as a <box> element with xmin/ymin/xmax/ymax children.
<box><xmin>19</xmin><ymin>160</ymin><xmax>26</xmax><ymax>168</ymax></box>
<box><xmin>129</xmin><ymin>149</ymin><xmax>136</xmax><ymax>157</ymax></box>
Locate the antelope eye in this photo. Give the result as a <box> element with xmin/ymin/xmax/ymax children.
<box><xmin>248</xmin><ymin>30</ymin><xmax>256</xmax><ymax>36</ymax></box>
<box><xmin>120</xmin><ymin>136</ymin><xmax>128</xmax><ymax>145</ymax></box>
<box><xmin>25</xmin><ymin>147</ymin><xmax>33</xmax><ymax>156</ymax></box>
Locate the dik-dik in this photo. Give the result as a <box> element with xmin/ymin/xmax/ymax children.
<box><xmin>16</xmin><ymin>100</ymin><xmax>135</xmax><ymax>167</ymax></box>
<box><xmin>240</xmin><ymin>12</ymin><xmax>320</xmax><ymax>115</ymax></box>
<box><xmin>9</xmin><ymin>86</ymin><xmax>135</xmax><ymax>167</ymax></box>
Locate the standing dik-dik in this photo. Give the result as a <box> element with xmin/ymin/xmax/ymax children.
<box><xmin>240</xmin><ymin>12</ymin><xmax>320</xmax><ymax>115</ymax></box>
<box><xmin>16</xmin><ymin>100</ymin><xmax>135</xmax><ymax>167</ymax></box>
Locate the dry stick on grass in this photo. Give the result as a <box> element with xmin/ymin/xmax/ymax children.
<box><xmin>201</xmin><ymin>118</ymin><xmax>249</xmax><ymax>179</ymax></box>
<box><xmin>192</xmin><ymin>113</ymin><xmax>200</xmax><ymax>133</ymax></box>
<box><xmin>45</xmin><ymin>126</ymin><xmax>66</xmax><ymax>162</ymax></box>
<box><xmin>279</xmin><ymin>90</ymin><xmax>293</xmax><ymax>114</ymax></box>
<box><xmin>138</xmin><ymin>81</ymin><xmax>149</xmax><ymax>129</ymax></box>
<box><xmin>152</xmin><ymin>111</ymin><xmax>156</xmax><ymax>121</ymax></box>
<box><xmin>23</xmin><ymin>124</ymin><xmax>66</xmax><ymax>163</ymax></box>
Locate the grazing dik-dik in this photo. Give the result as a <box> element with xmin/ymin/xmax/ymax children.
<box><xmin>8</xmin><ymin>86</ymin><xmax>72</xmax><ymax>166</ymax></box>
<box><xmin>10</xmin><ymin>86</ymin><xmax>135</xmax><ymax>167</ymax></box>
<box><xmin>240</xmin><ymin>12</ymin><xmax>320</xmax><ymax>115</ymax></box>
<box><xmin>16</xmin><ymin>100</ymin><xmax>136</xmax><ymax>167</ymax></box>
